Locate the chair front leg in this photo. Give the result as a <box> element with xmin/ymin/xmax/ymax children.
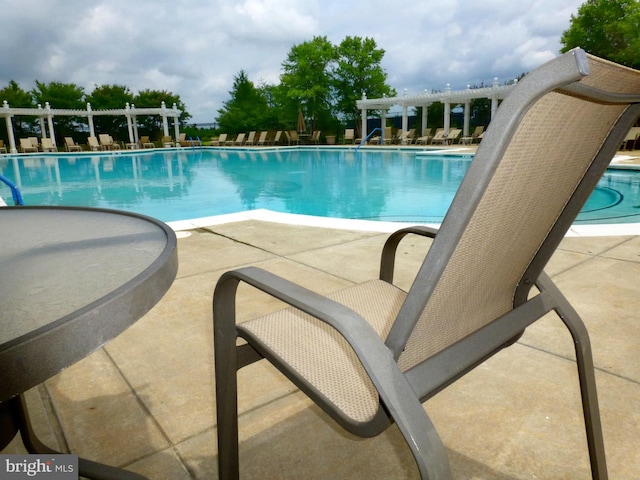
<box><xmin>213</xmin><ymin>275</ymin><xmax>243</xmax><ymax>480</ymax></box>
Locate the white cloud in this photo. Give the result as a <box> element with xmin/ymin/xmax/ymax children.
<box><xmin>0</xmin><ymin>0</ymin><xmax>584</xmax><ymax>122</ymax></box>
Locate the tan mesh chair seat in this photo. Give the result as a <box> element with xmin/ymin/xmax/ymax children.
<box><xmin>239</xmin><ymin>280</ymin><xmax>406</xmax><ymax>423</ymax></box>
<box><xmin>214</xmin><ymin>49</ymin><xmax>640</xmax><ymax>480</ymax></box>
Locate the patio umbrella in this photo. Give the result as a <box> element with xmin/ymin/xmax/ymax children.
<box><xmin>297</xmin><ymin>110</ymin><xmax>306</xmax><ymax>133</ymax></box>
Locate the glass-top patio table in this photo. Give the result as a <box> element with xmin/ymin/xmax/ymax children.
<box><xmin>0</xmin><ymin>206</ymin><xmax>178</xmax><ymax>480</ymax></box>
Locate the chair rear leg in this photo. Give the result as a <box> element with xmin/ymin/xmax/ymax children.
<box><xmin>537</xmin><ymin>273</ymin><xmax>608</xmax><ymax>480</ymax></box>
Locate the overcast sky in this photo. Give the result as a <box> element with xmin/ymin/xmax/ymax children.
<box><xmin>0</xmin><ymin>0</ymin><xmax>584</xmax><ymax>124</ymax></box>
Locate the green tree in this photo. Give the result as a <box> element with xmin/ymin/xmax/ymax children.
<box><xmin>280</xmin><ymin>36</ymin><xmax>336</xmax><ymax>132</ymax></box>
<box><xmin>560</xmin><ymin>0</ymin><xmax>640</xmax><ymax>69</ymax></box>
<box><xmin>31</xmin><ymin>81</ymin><xmax>86</xmax><ymax>139</ymax></box>
<box><xmin>86</xmin><ymin>84</ymin><xmax>135</xmax><ymax>140</ymax></box>
<box><xmin>332</xmin><ymin>36</ymin><xmax>395</xmax><ymax>135</ymax></box>
<box><xmin>217</xmin><ymin>70</ymin><xmax>270</xmax><ymax>133</ymax></box>
<box><xmin>134</xmin><ymin>89</ymin><xmax>190</xmax><ymax>138</ymax></box>
<box><xmin>0</xmin><ymin>80</ymin><xmax>36</xmax><ymax>138</ymax></box>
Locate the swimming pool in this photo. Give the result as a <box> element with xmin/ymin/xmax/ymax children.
<box><xmin>1</xmin><ymin>148</ymin><xmax>640</xmax><ymax>225</ymax></box>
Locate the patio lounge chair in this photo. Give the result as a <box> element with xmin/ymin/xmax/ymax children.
<box><xmin>460</xmin><ymin>125</ymin><xmax>485</xmax><ymax>145</ymax></box>
<box><xmin>310</xmin><ymin>130</ymin><xmax>321</xmax><ymax>144</ymax></box>
<box><xmin>140</xmin><ymin>136</ymin><xmax>155</xmax><ymax>148</ymax></box>
<box><xmin>87</xmin><ymin>136</ymin><xmax>101</xmax><ymax>151</ymax></box>
<box><xmin>256</xmin><ymin>131</ymin><xmax>268</xmax><ymax>146</ymax></box>
<box><xmin>99</xmin><ymin>134</ymin><xmax>120</xmax><ymax>150</ymax></box>
<box><xmin>343</xmin><ymin>128</ymin><xmax>355</xmax><ymax>144</ymax></box>
<box><xmin>0</xmin><ymin>140</ymin><xmax>6</xmax><ymax>154</ymax></box>
<box><xmin>620</xmin><ymin>126</ymin><xmax>640</xmax><ymax>150</ymax></box>
<box><xmin>415</xmin><ymin>128</ymin><xmax>434</xmax><ymax>145</ymax></box>
<box><xmin>213</xmin><ymin>49</ymin><xmax>640</xmax><ymax>479</ymax></box>
<box><xmin>162</xmin><ymin>136</ymin><xmax>174</xmax><ymax>148</ymax></box>
<box><xmin>19</xmin><ymin>138</ymin><xmax>38</xmax><ymax>153</ymax></box>
<box><xmin>41</xmin><ymin>137</ymin><xmax>57</xmax><ymax>152</ymax></box>
<box><xmin>232</xmin><ymin>133</ymin><xmax>246</xmax><ymax>146</ymax></box>
<box><xmin>210</xmin><ymin>133</ymin><xmax>227</xmax><ymax>146</ymax></box>
<box><xmin>244</xmin><ymin>131</ymin><xmax>256</xmax><ymax>146</ymax></box>
<box><xmin>64</xmin><ymin>137</ymin><xmax>82</xmax><ymax>152</ymax></box>
<box><xmin>271</xmin><ymin>130</ymin><xmax>283</xmax><ymax>145</ymax></box>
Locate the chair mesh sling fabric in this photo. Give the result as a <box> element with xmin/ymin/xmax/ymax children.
<box><xmin>213</xmin><ymin>49</ymin><xmax>640</xmax><ymax>479</ymax></box>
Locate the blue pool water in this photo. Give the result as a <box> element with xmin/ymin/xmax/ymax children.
<box><xmin>1</xmin><ymin>148</ymin><xmax>640</xmax><ymax>224</ymax></box>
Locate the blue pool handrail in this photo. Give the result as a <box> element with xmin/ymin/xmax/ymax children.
<box><xmin>0</xmin><ymin>174</ymin><xmax>24</xmax><ymax>206</ymax></box>
<box><xmin>355</xmin><ymin>128</ymin><xmax>382</xmax><ymax>152</ymax></box>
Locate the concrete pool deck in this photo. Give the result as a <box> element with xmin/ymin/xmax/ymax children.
<box><xmin>3</xmin><ymin>216</ymin><xmax>640</xmax><ymax>479</ymax></box>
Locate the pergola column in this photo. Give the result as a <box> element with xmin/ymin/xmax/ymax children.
<box><xmin>380</xmin><ymin>109</ymin><xmax>387</xmax><ymax>143</ymax></box>
<box><xmin>421</xmin><ymin>103</ymin><xmax>429</xmax><ymax>135</ymax></box>
<box><xmin>38</xmin><ymin>104</ymin><xmax>47</xmax><ymax>139</ymax></box>
<box><xmin>463</xmin><ymin>90</ymin><xmax>471</xmax><ymax>137</ymax></box>
<box><xmin>87</xmin><ymin>103</ymin><xmax>96</xmax><ymax>138</ymax></box>
<box><xmin>161</xmin><ymin>101</ymin><xmax>169</xmax><ymax>137</ymax></box>
<box><xmin>443</xmin><ymin>84</ymin><xmax>451</xmax><ymax>135</ymax></box>
<box><xmin>402</xmin><ymin>104</ymin><xmax>409</xmax><ymax>143</ymax></box>
<box><xmin>172</xmin><ymin>103</ymin><xmax>180</xmax><ymax>141</ymax></box>
<box><xmin>360</xmin><ymin>94</ymin><xmax>367</xmax><ymax>142</ymax></box>
<box><xmin>125</xmin><ymin>103</ymin><xmax>135</xmax><ymax>146</ymax></box>
<box><xmin>45</xmin><ymin>102</ymin><xmax>56</xmax><ymax>146</ymax></box>
<box><xmin>3</xmin><ymin>101</ymin><xmax>17</xmax><ymax>154</ymax></box>
<box><xmin>131</xmin><ymin>104</ymin><xmax>139</xmax><ymax>144</ymax></box>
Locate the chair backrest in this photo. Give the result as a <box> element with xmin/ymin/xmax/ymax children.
<box><xmin>98</xmin><ymin>134</ymin><xmax>111</xmax><ymax>145</ymax></box>
<box><xmin>87</xmin><ymin>136</ymin><xmax>100</xmax><ymax>148</ymax></box>
<box><xmin>218</xmin><ymin>133</ymin><xmax>227</xmax><ymax>143</ymax></box>
<box><xmin>344</xmin><ymin>128</ymin><xmax>354</xmax><ymax>140</ymax></box>
<box><xmin>387</xmin><ymin>49</ymin><xmax>640</xmax><ymax>380</ymax></box>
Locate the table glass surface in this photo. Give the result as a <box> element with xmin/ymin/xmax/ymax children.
<box><xmin>0</xmin><ymin>208</ymin><xmax>169</xmax><ymax>345</ymax></box>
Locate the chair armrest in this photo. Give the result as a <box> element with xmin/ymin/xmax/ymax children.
<box><xmin>380</xmin><ymin>226</ymin><xmax>438</xmax><ymax>283</ymax></box>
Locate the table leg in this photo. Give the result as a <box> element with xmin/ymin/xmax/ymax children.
<box><xmin>12</xmin><ymin>394</ymin><xmax>149</xmax><ymax>480</ymax></box>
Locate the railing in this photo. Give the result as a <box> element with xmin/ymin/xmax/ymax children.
<box><xmin>0</xmin><ymin>174</ymin><xmax>24</xmax><ymax>205</ymax></box>
<box><xmin>355</xmin><ymin>128</ymin><xmax>382</xmax><ymax>152</ymax></box>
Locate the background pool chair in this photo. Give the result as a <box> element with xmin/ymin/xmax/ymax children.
<box><xmin>310</xmin><ymin>130</ymin><xmax>321</xmax><ymax>144</ymax></box>
<box><xmin>286</xmin><ymin>130</ymin><xmax>299</xmax><ymax>145</ymax></box>
<box><xmin>256</xmin><ymin>131</ymin><xmax>268</xmax><ymax>146</ymax></box>
<box><xmin>210</xmin><ymin>133</ymin><xmax>227</xmax><ymax>146</ymax></box>
<box><xmin>19</xmin><ymin>138</ymin><xmax>37</xmax><ymax>153</ymax></box>
<box><xmin>0</xmin><ymin>140</ymin><xmax>6</xmax><ymax>154</ymax></box>
<box><xmin>161</xmin><ymin>135</ymin><xmax>175</xmax><ymax>147</ymax></box>
<box><xmin>213</xmin><ymin>48</ymin><xmax>639</xmax><ymax>479</ymax></box>
<box><xmin>87</xmin><ymin>136</ymin><xmax>101</xmax><ymax>151</ymax></box>
<box><xmin>232</xmin><ymin>133</ymin><xmax>246</xmax><ymax>146</ymax></box>
<box><xmin>415</xmin><ymin>127</ymin><xmax>434</xmax><ymax>144</ymax></box>
<box><xmin>98</xmin><ymin>134</ymin><xmax>120</xmax><ymax>150</ymax></box>
<box><xmin>140</xmin><ymin>136</ymin><xmax>155</xmax><ymax>148</ymax></box>
<box><xmin>41</xmin><ymin>137</ymin><xmax>57</xmax><ymax>152</ymax></box>
<box><xmin>460</xmin><ymin>125</ymin><xmax>485</xmax><ymax>144</ymax></box>
<box><xmin>620</xmin><ymin>125</ymin><xmax>640</xmax><ymax>150</ymax></box>
<box><xmin>271</xmin><ymin>130</ymin><xmax>283</xmax><ymax>145</ymax></box>
<box><xmin>244</xmin><ymin>131</ymin><xmax>256</xmax><ymax>146</ymax></box>
<box><xmin>343</xmin><ymin>128</ymin><xmax>355</xmax><ymax>144</ymax></box>
<box><xmin>396</xmin><ymin>128</ymin><xmax>415</xmax><ymax>144</ymax></box>
<box><xmin>64</xmin><ymin>137</ymin><xmax>82</xmax><ymax>152</ymax></box>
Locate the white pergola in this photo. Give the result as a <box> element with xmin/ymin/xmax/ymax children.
<box><xmin>356</xmin><ymin>78</ymin><xmax>516</xmax><ymax>143</ymax></box>
<box><xmin>0</xmin><ymin>101</ymin><xmax>182</xmax><ymax>153</ymax></box>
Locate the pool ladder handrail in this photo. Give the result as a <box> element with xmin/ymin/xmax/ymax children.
<box><xmin>355</xmin><ymin>128</ymin><xmax>382</xmax><ymax>152</ymax></box>
<box><xmin>0</xmin><ymin>173</ymin><xmax>24</xmax><ymax>205</ymax></box>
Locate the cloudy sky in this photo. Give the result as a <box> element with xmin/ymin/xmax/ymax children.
<box><xmin>0</xmin><ymin>0</ymin><xmax>584</xmax><ymax>123</ymax></box>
